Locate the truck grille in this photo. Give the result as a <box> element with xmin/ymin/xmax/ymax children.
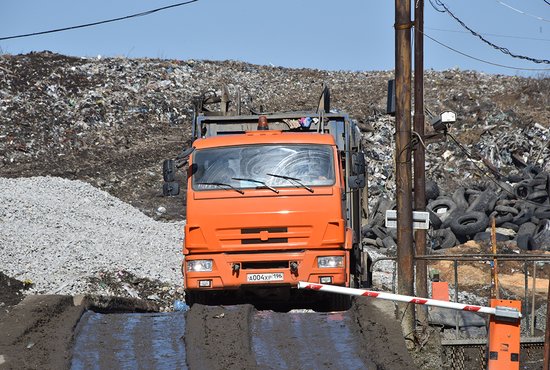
<box><xmin>241</xmin><ymin>227</ymin><xmax>288</xmax><ymax>244</ymax></box>
<box><xmin>241</xmin><ymin>261</ymin><xmax>289</xmax><ymax>269</ymax></box>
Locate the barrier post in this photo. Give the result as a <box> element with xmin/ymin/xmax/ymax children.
<box><xmin>487</xmin><ymin>299</ymin><xmax>521</xmax><ymax>370</ymax></box>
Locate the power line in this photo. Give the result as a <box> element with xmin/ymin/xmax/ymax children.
<box><xmin>434</xmin><ymin>0</ymin><xmax>550</xmax><ymax>64</ymax></box>
<box><xmin>428</xmin><ymin>0</ymin><xmax>445</xmax><ymax>12</ymax></box>
<box><xmin>494</xmin><ymin>0</ymin><xmax>550</xmax><ymax>23</ymax></box>
<box><xmin>426</xmin><ymin>27</ymin><xmax>550</xmax><ymax>42</ymax></box>
<box><xmin>421</xmin><ymin>30</ymin><xmax>550</xmax><ymax>71</ymax></box>
<box><xmin>0</xmin><ymin>0</ymin><xmax>199</xmax><ymax>41</ymax></box>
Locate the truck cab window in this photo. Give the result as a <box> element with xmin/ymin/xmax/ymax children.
<box><xmin>192</xmin><ymin>144</ymin><xmax>335</xmax><ymax>190</ymax></box>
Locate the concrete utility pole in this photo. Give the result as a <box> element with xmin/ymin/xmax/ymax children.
<box><xmin>413</xmin><ymin>0</ymin><xmax>428</xmax><ymax>326</ymax></box>
<box><xmin>395</xmin><ymin>0</ymin><xmax>415</xmax><ymax>342</ymax></box>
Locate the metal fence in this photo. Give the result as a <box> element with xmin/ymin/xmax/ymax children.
<box><xmin>370</xmin><ymin>253</ymin><xmax>550</xmax><ymax>369</ymax></box>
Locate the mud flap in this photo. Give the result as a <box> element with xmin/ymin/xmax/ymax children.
<box><xmin>361</xmin><ymin>251</ymin><xmax>373</xmax><ymax>288</ymax></box>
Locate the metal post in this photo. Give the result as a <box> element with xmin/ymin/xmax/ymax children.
<box><xmin>491</xmin><ymin>217</ymin><xmax>500</xmax><ymax>299</ymax></box>
<box><xmin>544</xmin><ymin>276</ymin><xmax>550</xmax><ymax>370</ymax></box>
<box><xmin>524</xmin><ymin>261</ymin><xmax>529</xmax><ymax>334</ymax></box>
<box><xmin>531</xmin><ymin>262</ymin><xmax>537</xmax><ymax>337</ymax></box>
<box><xmin>395</xmin><ymin>0</ymin><xmax>415</xmax><ymax>342</ymax></box>
<box><xmin>454</xmin><ymin>260</ymin><xmax>459</xmax><ymax>336</ymax></box>
<box><xmin>413</xmin><ymin>0</ymin><xmax>427</xmax><ymax>326</ymax></box>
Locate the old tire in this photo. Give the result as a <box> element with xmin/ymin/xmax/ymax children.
<box><xmin>425</xmin><ymin>180</ymin><xmax>440</xmax><ymax>201</ymax></box>
<box><xmin>427</xmin><ymin>197</ymin><xmax>457</xmax><ymax>222</ymax></box>
<box><xmin>533</xmin><ymin>220</ymin><xmax>550</xmax><ymax>249</ymax></box>
<box><xmin>428</xmin><ymin>210</ymin><xmax>442</xmax><ymax>230</ymax></box>
<box><xmin>514</xmin><ymin>180</ymin><xmax>533</xmax><ymax>199</ymax></box>
<box><xmin>450</xmin><ymin>211</ymin><xmax>489</xmax><ymax>237</ymax></box>
<box><xmin>452</xmin><ymin>187</ymin><xmax>469</xmax><ymax>211</ymax></box>
<box><xmin>500</xmin><ymin>222</ymin><xmax>520</xmax><ymax>232</ymax></box>
<box><xmin>512</xmin><ymin>204</ymin><xmax>534</xmax><ymax>225</ymax></box>
<box><xmin>516</xmin><ymin>235</ymin><xmax>539</xmax><ymax>251</ymax></box>
<box><xmin>431</xmin><ymin>228</ymin><xmax>457</xmax><ymax>250</ymax></box>
<box><xmin>473</xmin><ymin>232</ymin><xmax>509</xmax><ymax>242</ymax></box>
<box><xmin>527</xmin><ymin>190</ymin><xmax>548</xmax><ymax>204</ymax></box>
<box><xmin>516</xmin><ymin>222</ymin><xmax>537</xmax><ymax>237</ymax></box>
<box><xmin>466</xmin><ymin>189</ymin><xmax>497</xmax><ymax>213</ymax></box>
<box><xmin>534</xmin><ymin>206</ymin><xmax>550</xmax><ymax>219</ymax></box>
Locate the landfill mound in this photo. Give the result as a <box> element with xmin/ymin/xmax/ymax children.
<box><xmin>1</xmin><ymin>51</ymin><xmax>548</xmax><ymax>222</ymax></box>
<box><xmin>0</xmin><ymin>51</ymin><xmax>548</xmax><ymax>314</ymax></box>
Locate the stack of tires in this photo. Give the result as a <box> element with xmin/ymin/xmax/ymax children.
<box><xmin>363</xmin><ymin>165</ymin><xmax>550</xmax><ymax>253</ymax></box>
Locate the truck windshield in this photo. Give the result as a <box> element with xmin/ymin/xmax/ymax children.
<box><xmin>192</xmin><ymin>144</ymin><xmax>335</xmax><ymax>191</ymax></box>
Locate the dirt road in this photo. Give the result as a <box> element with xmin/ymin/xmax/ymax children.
<box><xmin>0</xmin><ymin>295</ymin><xmax>413</xmax><ymax>369</ymax></box>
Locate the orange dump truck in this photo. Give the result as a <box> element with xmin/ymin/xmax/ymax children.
<box><xmin>163</xmin><ymin>89</ymin><xmax>369</xmax><ymax>310</ymax></box>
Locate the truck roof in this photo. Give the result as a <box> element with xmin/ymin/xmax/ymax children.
<box><xmin>193</xmin><ymin>131</ymin><xmax>337</xmax><ymax>149</ymax></box>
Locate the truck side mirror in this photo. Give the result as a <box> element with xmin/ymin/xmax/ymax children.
<box><xmin>163</xmin><ymin>159</ymin><xmax>176</xmax><ymax>182</ymax></box>
<box><xmin>163</xmin><ymin>181</ymin><xmax>180</xmax><ymax>196</ymax></box>
<box><xmin>349</xmin><ymin>174</ymin><xmax>366</xmax><ymax>189</ymax></box>
<box><xmin>352</xmin><ymin>152</ymin><xmax>366</xmax><ymax>175</ymax></box>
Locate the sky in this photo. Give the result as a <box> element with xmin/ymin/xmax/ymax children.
<box><xmin>1</xmin><ymin>0</ymin><xmax>549</xmax><ymax>77</ymax></box>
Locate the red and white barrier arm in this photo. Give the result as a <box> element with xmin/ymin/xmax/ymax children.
<box><xmin>297</xmin><ymin>282</ymin><xmax>521</xmax><ymax>320</ymax></box>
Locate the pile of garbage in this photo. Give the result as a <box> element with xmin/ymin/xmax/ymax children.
<box><xmin>364</xmin><ymin>165</ymin><xmax>550</xmax><ymax>252</ymax></box>
<box><xmin>0</xmin><ymin>51</ymin><xmax>548</xmax><ymax>225</ymax></box>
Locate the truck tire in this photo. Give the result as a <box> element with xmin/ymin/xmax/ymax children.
<box><xmin>320</xmin><ymin>292</ymin><xmax>352</xmax><ymax>312</ymax></box>
<box><xmin>450</xmin><ymin>211</ymin><xmax>489</xmax><ymax>238</ymax></box>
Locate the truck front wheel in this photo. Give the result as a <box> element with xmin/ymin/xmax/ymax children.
<box><xmin>320</xmin><ymin>292</ymin><xmax>352</xmax><ymax>312</ymax></box>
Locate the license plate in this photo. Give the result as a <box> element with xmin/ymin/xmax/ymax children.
<box><xmin>246</xmin><ymin>273</ymin><xmax>284</xmax><ymax>282</ymax></box>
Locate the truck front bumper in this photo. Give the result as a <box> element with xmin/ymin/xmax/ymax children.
<box><xmin>184</xmin><ymin>249</ymin><xmax>348</xmax><ymax>290</ymax></box>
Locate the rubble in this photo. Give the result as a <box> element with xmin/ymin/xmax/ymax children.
<box><xmin>1</xmin><ymin>51</ymin><xmax>548</xmax><ymax>222</ymax></box>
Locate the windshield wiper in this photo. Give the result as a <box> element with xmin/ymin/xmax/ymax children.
<box><xmin>232</xmin><ymin>178</ymin><xmax>279</xmax><ymax>194</ymax></box>
<box><xmin>266</xmin><ymin>173</ymin><xmax>314</xmax><ymax>193</ymax></box>
<box><xmin>197</xmin><ymin>182</ymin><xmax>244</xmax><ymax>194</ymax></box>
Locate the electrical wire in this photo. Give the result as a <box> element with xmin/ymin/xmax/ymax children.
<box><xmin>544</xmin><ymin>0</ymin><xmax>550</xmax><ymax>6</ymax></box>
<box><xmin>426</xmin><ymin>27</ymin><xmax>550</xmax><ymax>42</ymax></box>
<box><xmin>433</xmin><ymin>0</ymin><xmax>550</xmax><ymax>64</ymax></box>
<box><xmin>429</xmin><ymin>0</ymin><xmax>446</xmax><ymax>12</ymax></box>
<box><xmin>421</xmin><ymin>30</ymin><xmax>550</xmax><ymax>71</ymax></box>
<box><xmin>494</xmin><ymin>0</ymin><xmax>550</xmax><ymax>23</ymax></box>
<box><xmin>0</xmin><ymin>0</ymin><xmax>199</xmax><ymax>41</ymax></box>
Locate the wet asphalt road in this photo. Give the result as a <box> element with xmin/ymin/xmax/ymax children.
<box><xmin>71</xmin><ymin>311</ymin><xmax>187</xmax><ymax>370</ymax></box>
<box><xmin>70</xmin><ymin>305</ymin><xmax>394</xmax><ymax>369</ymax></box>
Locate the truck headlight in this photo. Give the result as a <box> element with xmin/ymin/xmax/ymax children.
<box><xmin>187</xmin><ymin>260</ymin><xmax>213</xmax><ymax>272</ymax></box>
<box><xmin>317</xmin><ymin>256</ymin><xmax>344</xmax><ymax>268</ymax></box>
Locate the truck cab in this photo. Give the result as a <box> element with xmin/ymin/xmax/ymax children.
<box><xmin>164</xmin><ymin>89</ymin><xmax>368</xmax><ymax>310</ymax></box>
